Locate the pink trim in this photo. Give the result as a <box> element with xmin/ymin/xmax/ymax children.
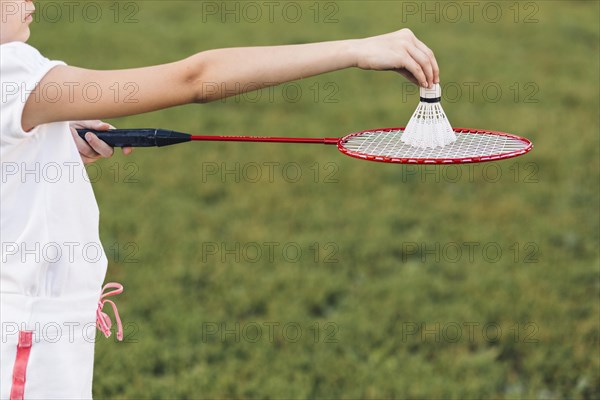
<box><xmin>10</xmin><ymin>331</ymin><xmax>33</xmax><ymax>400</ymax></box>
<box><xmin>96</xmin><ymin>283</ymin><xmax>124</xmax><ymax>341</ymax></box>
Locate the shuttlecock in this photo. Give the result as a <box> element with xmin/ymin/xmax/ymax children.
<box><xmin>401</xmin><ymin>83</ymin><xmax>456</xmax><ymax>148</ymax></box>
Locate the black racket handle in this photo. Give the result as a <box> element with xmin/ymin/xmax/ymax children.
<box><xmin>76</xmin><ymin>128</ymin><xmax>191</xmax><ymax>147</ymax></box>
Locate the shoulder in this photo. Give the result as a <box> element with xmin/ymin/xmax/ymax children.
<box><xmin>0</xmin><ymin>41</ymin><xmax>66</xmax><ymax>90</ymax></box>
<box><xmin>0</xmin><ymin>42</ymin><xmax>66</xmax><ymax>141</ymax></box>
<box><xmin>1</xmin><ymin>42</ymin><xmax>52</xmax><ymax>74</ymax></box>
<box><xmin>1</xmin><ymin>41</ymin><xmax>43</xmax><ymax>56</ymax></box>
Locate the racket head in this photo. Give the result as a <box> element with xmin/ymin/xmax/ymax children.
<box><xmin>338</xmin><ymin>127</ymin><xmax>533</xmax><ymax>164</ymax></box>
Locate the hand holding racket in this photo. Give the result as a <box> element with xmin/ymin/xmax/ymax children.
<box><xmin>70</xmin><ymin>120</ymin><xmax>133</xmax><ymax>164</ymax></box>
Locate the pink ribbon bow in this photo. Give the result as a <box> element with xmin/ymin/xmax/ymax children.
<box><xmin>96</xmin><ymin>283</ymin><xmax>124</xmax><ymax>341</ymax></box>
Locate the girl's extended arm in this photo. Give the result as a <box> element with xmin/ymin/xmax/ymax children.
<box><xmin>23</xmin><ymin>29</ymin><xmax>438</xmax><ymax>131</ymax></box>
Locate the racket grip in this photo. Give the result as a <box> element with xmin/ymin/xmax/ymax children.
<box><xmin>76</xmin><ymin>128</ymin><xmax>191</xmax><ymax>147</ymax></box>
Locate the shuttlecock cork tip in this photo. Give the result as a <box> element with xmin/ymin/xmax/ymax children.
<box><xmin>420</xmin><ymin>83</ymin><xmax>442</xmax><ymax>102</ymax></box>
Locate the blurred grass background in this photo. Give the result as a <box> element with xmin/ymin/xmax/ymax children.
<box><xmin>31</xmin><ymin>1</ymin><xmax>598</xmax><ymax>398</ymax></box>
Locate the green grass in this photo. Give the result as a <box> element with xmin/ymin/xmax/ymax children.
<box><xmin>30</xmin><ymin>1</ymin><xmax>599</xmax><ymax>398</ymax></box>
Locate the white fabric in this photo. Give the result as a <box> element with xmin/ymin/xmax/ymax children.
<box><xmin>1</xmin><ymin>42</ymin><xmax>107</xmax><ymax>399</ymax></box>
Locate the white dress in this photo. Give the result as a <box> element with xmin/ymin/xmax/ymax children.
<box><xmin>1</xmin><ymin>42</ymin><xmax>110</xmax><ymax>399</ymax></box>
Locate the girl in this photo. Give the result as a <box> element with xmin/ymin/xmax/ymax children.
<box><xmin>0</xmin><ymin>0</ymin><xmax>439</xmax><ymax>398</ymax></box>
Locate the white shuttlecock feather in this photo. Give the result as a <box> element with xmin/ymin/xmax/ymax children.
<box><xmin>401</xmin><ymin>83</ymin><xmax>456</xmax><ymax>148</ymax></box>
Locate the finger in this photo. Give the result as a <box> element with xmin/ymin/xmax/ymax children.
<box><xmin>72</xmin><ymin>120</ymin><xmax>99</xmax><ymax>129</ymax></box>
<box><xmin>122</xmin><ymin>147</ymin><xmax>133</xmax><ymax>156</ymax></box>
<box><xmin>74</xmin><ymin>120</ymin><xmax>111</xmax><ymax>132</ymax></box>
<box><xmin>91</xmin><ymin>120</ymin><xmax>112</xmax><ymax>131</ymax></box>
<box><xmin>69</xmin><ymin>129</ymin><xmax>98</xmax><ymax>158</ymax></box>
<box><xmin>415</xmin><ymin>40</ymin><xmax>439</xmax><ymax>84</ymax></box>
<box><xmin>84</xmin><ymin>132</ymin><xmax>114</xmax><ymax>158</ymax></box>
<box><xmin>407</xmin><ymin>46</ymin><xmax>434</xmax><ymax>88</ymax></box>
<box><xmin>396</xmin><ymin>69</ymin><xmax>419</xmax><ymax>86</ymax></box>
<box><xmin>401</xmin><ymin>55</ymin><xmax>428</xmax><ymax>88</ymax></box>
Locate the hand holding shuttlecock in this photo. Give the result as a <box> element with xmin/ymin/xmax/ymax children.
<box><xmin>401</xmin><ymin>84</ymin><xmax>456</xmax><ymax>148</ymax></box>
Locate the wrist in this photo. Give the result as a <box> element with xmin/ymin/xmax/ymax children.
<box><xmin>342</xmin><ymin>38</ymin><xmax>362</xmax><ymax>69</ymax></box>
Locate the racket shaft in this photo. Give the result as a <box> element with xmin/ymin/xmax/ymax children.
<box><xmin>77</xmin><ymin>129</ymin><xmax>191</xmax><ymax>147</ymax></box>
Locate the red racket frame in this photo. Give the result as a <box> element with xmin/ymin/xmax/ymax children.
<box><xmin>192</xmin><ymin>127</ymin><xmax>533</xmax><ymax>165</ymax></box>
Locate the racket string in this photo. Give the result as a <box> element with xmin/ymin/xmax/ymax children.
<box><xmin>341</xmin><ymin>129</ymin><xmax>530</xmax><ymax>162</ymax></box>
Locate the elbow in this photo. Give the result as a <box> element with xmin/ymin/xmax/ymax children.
<box><xmin>179</xmin><ymin>56</ymin><xmax>213</xmax><ymax>104</ymax></box>
<box><xmin>191</xmin><ymin>73</ymin><xmax>212</xmax><ymax>103</ymax></box>
<box><xmin>194</xmin><ymin>93</ymin><xmax>211</xmax><ymax>104</ymax></box>
<box><xmin>193</xmin><ymin>77</ymin><xmax>220</xmax><ymax>104</ymax></box>
<box><xmin>189</xmin><ymin>77</ymin><xmax>212</xmax><ymax>105</ymax></box>
<box><xmin>195</xmin><ymin>91</ymin><xmax>215</xmax><ymax>104</ymax></box>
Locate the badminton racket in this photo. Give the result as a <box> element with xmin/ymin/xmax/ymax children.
<box><xmin>77</xmin><ymin>127</ymin><xmax>532</xmax><ymax>164</ymax></box>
